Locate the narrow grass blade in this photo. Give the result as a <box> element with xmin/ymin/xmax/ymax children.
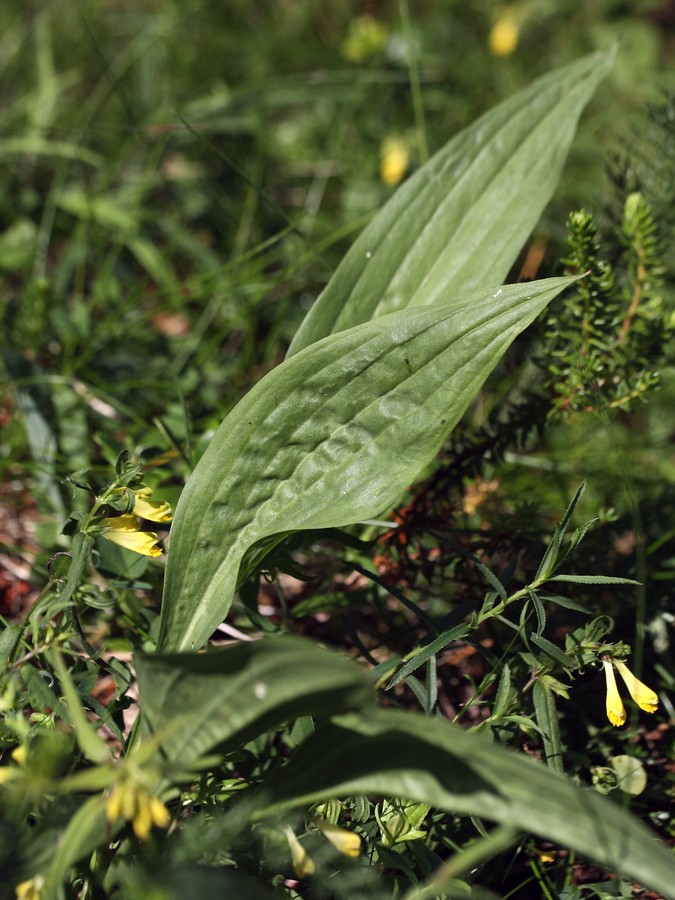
<box><xmin>288</xmin><ymin>51</ymin><xmax>614</xmax><ymax>356</ymax></box>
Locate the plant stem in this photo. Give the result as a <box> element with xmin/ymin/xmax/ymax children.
<box><xmin>398</xmin><ymin>0</ymin><xmax>428</xmax><ymax>163</ymax></box>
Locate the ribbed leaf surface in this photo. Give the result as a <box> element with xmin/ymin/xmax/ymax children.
<box><xmin>287</xmin><ymin>49</ymin><xmax>614</xmax><ymax>356</ymax></box>
<box><xmin>158</xmin><ymin>277</ymin><xmax>574</xmax><ymax>650</ymax></box>
<box><xmin>255</xmin><ymin>709</ymin><xmax>675</xmax><ymax>898</ymax></box>
<box><xmin>135</xmin><ymin>636</ymin><xmax>372</xmax><ymax>765</ymax></box>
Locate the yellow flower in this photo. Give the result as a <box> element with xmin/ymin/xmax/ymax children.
<box><xmin>100</xmin><ymin>515</ymin><xmax>163</xmax><ymax>558</ymax></box>
<box><xmin>603</xmin><ymin>658</ymin><xmax>626</xmax><ymax>727</ymax></box>
<box><xmin>109</xmin><ymin>486</ymin><xmax>173</xmax><ymax>523</ymax></box>
<box><xmin>488</xmin><ymin>7</ymin><xmax>520</xmax><ymax>56</ymax></box>
<box><xmin>315</xmin><ymin>819</ymin><xmax>362</xmax><ymax>857</ymax></box>
<box><xmin>11</xmin><ymin>744</ymin><xmax>27</xmax><ymax>765</ymax></box>
<box><xmin>613</xmin><ymin>660</ymin><xmax>659</xmax><ymax>714</ymax></box>
<box><xmin>131</xmin><ymin>487</ymin><xmax>173</xmax><ymax>523</ymax></box>
<box><xmin>341</xmin><ymin>15</ymin><xmax>387</xmax><ymax>64</ymax></box>
<box><xmin>15</xmin><ymin>875</ymin><xmax>45</xmax><ymax>900</ymax></box>
<box><xmin>284</xmin><ymin>826</ymin><xmax>315</xmax><ymax>878</ymax></box>
<box><xmin>602</xmin><ymin>657</ymin><xmax>658</xmax><ymax>726</ymax></box>
<box><xmin>0</xmin><ymin>765</ymin><xmax>21</xmax><ymax>785</ymax></box>
<box><xmin>106</xmin><ymin>781</ymin><xmax>170</xmax><ymax>841</ymax></box>
<box><xmin>380</xmin><ymin>135</ymin><xmax>409</xmax><ymax>187</ymax></box>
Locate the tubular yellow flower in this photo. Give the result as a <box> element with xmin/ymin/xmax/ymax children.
<box><xmin>603</xmin><ymin>658</ymin><xmax>626</xmax><ymax>727</ymax></box>
<box><xmin>11</xmin><ymin>744</ymin><xmax>27</xmax><ymax>765</ymax></box>
<box><xmin>380</xmin><ymin>135</ymin><xmax>409</xmax><ymax>186</ymax></box>
<box><xmin>132</xmin><ymin>796</ymin><xmax>153</xmax><ymax>841</ymax></box>
<box><xmin>15</xmin><ymin>876</ymin><xmax>45</xmax><ymax>900</ymax></box>
<box><xmin>316</xmin><ymin>820</ymin><xmax>362</xmax><ymax>857</ymax></box>
<box><xmin>132</xmin><ymin>487</ymin><xmax>173</xmax><ymax>523</ymax></box>
<box><xmin>106</xmin><ymin>781</ymin><xmax>170</xmax><ymax>841</ymax></box>
<box><xmin>148</xmin><ymin>794</ymin><xmax>171</xmax><ymax>829</ymax></box>
<box><xmin>105</xmin><ymin>780</ymin><xmax>138</xmax><ymax>826</ymax></box>
<box><xmin>100</xmin><ymin>515</ymin><xmax>163</xmax><ymax>558</ymax></box>
<box><xmin>489</xmin><ymin>7</ymin><xmax>520</xmax><ymax>56</ymax></box>
<box><xmin>284</xmin><ymin>826</ymin><xmax>315</xmax><ymax>878</ymax></box>
<box><xmin>613</xmin><ymin>661</ymin><xmax>659</xmax><ymax>714</ymax></box>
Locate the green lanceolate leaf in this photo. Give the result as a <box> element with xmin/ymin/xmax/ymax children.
<box><xmin>287</xmin><ymin>50</ymin><xmax>615</xmax><ymax>357</ymax></box>
<box><xmin>135</xmin><ymin>635</ymin><xmax>373</xmax><ymax>767</ymax></box>
<box><xmin>550</xmin><ymin>574</ymin><xmax>641</xmax><ymax>585</ymax></box>
<box><xmin>252</xmin><ymin>709</ymin><xmax>675</xmax><ymax>899</ymax></box>
<box><xmin>532</xmin><ymin>680</ymin><xmax>564</xmax><ymax>773</ymax></box>
<box><xmin>158</xmin><ymin>276</ymin><xmax>575</xmax><ymax>650</ymax></box>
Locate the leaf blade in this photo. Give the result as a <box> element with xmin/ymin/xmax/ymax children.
<box><xmin>287</xmin><ymin>50</ymin><xmax>614</xmax><ymax>356</ymax></box>
<box><xmin>135</xmin><ymin>635</ymin><xmax>373</xmax><ymax>767</ymax></box>
<box><xmin>252</xmin><ymin>708</ymin><xmax>675</xmax><ymax>899</ymax></box>
<box><xmin>159</xmin><ymin>277</ymin><xmax>575</xmax><ymax>650</ymax></box>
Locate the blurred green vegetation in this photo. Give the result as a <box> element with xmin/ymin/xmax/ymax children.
<box><xmin>2</xmin><ymin>2</ymin><xmax>675</xmax><ymax>896</ymax></box>
<box><xmin>2</xmin><ymin>0</ymin><xmax>674</xmax><ymax>456</ymax></box>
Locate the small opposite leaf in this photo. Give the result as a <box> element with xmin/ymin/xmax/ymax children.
<box><xmin>550</xmin><ymin>575</ymin><xmax>641</xmax><ymax>585</ymax></box>
<box><xmin>492</xmin><ymin>663</ymin><xmax>512</xmax><ymax>719</ymax></box>
<box><xmin>529</xmin><ymin>634</ymin><xmax>572</xmax><ymax>669</ymax></box>
<box><xmin>159</xmin><ymin>277</ymin><xmax>576</xmax><ymax>650</ymax></box>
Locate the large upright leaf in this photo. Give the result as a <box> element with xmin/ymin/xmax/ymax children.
<box><xmin>158</xmin><ymin>276</ymin><xmax>575</xmax><ymax>651</ymax></box>
<box><xmin>287</xmin><ymin>49</ymin><xmax>614</xmax><ymax>357</ymax></box>
<box><xmin>135</xmin><ymin>635</ymin><xmax>372</xmax><ymax>767</ymax></box>
<box><xmin>253</xmin><ymin>709</ymin><xmax>675</xmax><ymax>899</ymax></box>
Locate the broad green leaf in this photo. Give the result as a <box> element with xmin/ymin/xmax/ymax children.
<box><xmin>135</xmin><ymin>635</ymin><xmax>373</xmax><ymax>767</ymax></box>
<box><xmin>159</xmin><ymin>276</ymin><xmax>575</xmax><ymax>650</ymax></box>
<box><xmin>252</xmin><ymin>709</ymin><xmax>675</xmax><ymax>898</ymax></box>
<box><xmin>287</xmin><ymin>50</ymin><xmax>614</xmax><ymax>357</ymax></box>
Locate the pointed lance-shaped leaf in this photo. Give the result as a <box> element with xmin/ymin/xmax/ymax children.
<box><xmin>287</xmin><ymin>49</ymin><xmax>615</xmax><ymax>356</ymax></box>
<box><xmin>159</xmin><ymin>276</ymin><xmax>576</xmax><ymax>651</ymax></box>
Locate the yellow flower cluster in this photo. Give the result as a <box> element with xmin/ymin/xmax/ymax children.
<box><xmin>603</xmin><ymin>657</ymin><xmax>659</xmax><ymax>727</ymax></box>
<box><xmin>100</xmin><ymin>487</ymin><xmax>172</xmax><ymax>558</ymax></box>
<box><xmin>106</xmin><ymin>779</ymin><xmax>170</xmax><ymax>840</ymax></box>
